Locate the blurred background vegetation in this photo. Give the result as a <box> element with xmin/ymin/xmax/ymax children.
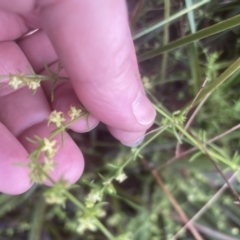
<box><xmin>1</xmin><ymin>0</ymin><xmax>240</xmax><ymax>239</ymax></box>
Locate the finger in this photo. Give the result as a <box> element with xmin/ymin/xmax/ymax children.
<box><xmin>0</xmin><ymin>0</ymin><xmax>35</xmax><ymax>13</ymax></box>
<box><xmin>39</xmin><ymin>0</ymin><xmax>156</xmax><ymax>141</ymax></box>
<box><xmin>17</xmin><ymin>30</ymin><xmax>58</xmax><ymax>72</ymax></box>
<box><xmin>18</xmin><ymin>30</ymin><xmax>99</xmax><ymax>132</ymax></box>
<box><xmin>0</xmin><ymin>123</ymin><xmax>32</xmax><ymax>195</ymax></box>
<box><xmin>0</xmin><ymin>9</ymin><xmax>29</xmax><ymax>41</ymax></box>
<box><xmin>0</xmin><ymin>41</ymin><xmax>84</xmax><ymax>191</ymax></box>
<box><xmin>108</xmin><ymin>127</ymin><xmax>145</xmax><ymax>147</ymax></box>
<box><xmin>40</xmin><ymin>63</ymin><xmax>100</xmax><ymax>132</ymax></box>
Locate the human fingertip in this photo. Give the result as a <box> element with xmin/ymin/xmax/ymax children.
<box><xmin>60</xmin><ymin>107</ymin><xmax>99</xmax><ymax>133</ymax></box>
<box><xmin>132</xmin><ymin>91</ymin><xmax>156</xmax><ymax>126</ymax></box>
<box><xmin>77</xmin><ymin>121</ymin><xmax>99</xmax><ymax>133</ymax></box>
<box><xmin>121</xmin><ymin>136</ymin><xmax>145</xmax><ymax>148</ymax></box>
<box><xmin>0</xmin><ymin>177</ymin><xmax>32</xmax><ymax>195</ymax></box>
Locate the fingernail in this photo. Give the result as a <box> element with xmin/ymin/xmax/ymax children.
<box><xmin>132</xmin><ymin>91</ymin><xmax>156</xmax><ymax>125</ymax></box>
<box><xmin>80</xmin><ymin>122</ymin><xmax>99</xmax><ymax>133</ymax></box>
<box><xmin>121</xmin><ymin>136</ymin><xmax>144</xmax><ymax>147</ymax></box>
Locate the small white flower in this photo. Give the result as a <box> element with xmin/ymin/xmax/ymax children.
<box><xmin>27</xmin><ymin>80</ymin><xmax>41</xmax><ymax>90</ymax></box>
<box><xmin>85</xmin><ymin>190</ymin><xmax>103</xmax><ymax>208</ymax></box>
<box><xmin>29</xmin><ymin>162</ymin><xmax>46</xmax><ymax>183</ymax></box>
<box><xmin>76</xmin><ymin>217</ymin><xmax>97</xmax><ymax>234</ymax></box>
<box><xmin>68</xmin><ymin>106</ymin><xmax>82</xmax><ymax>120</ymax></box>
<box><xmin>48</xmin><ymin>110</ymin><xmax>65</xmax><ymax>127</ymax></box>
<box><xmin>44</xmin><ymin>191</ymin><xmax>66</xmax><ymax>205</ymax></box>
<box><xmin>142</xmin><ymin>76</ymin><xmax>152</xmax><ymax>89</ymax></box>
<box><xmin>44</xmin><ymin>179</ymin><xmax>69</xmax><ymax>206</ymax></box>
<box><xmin>8</xmin><ymin>75</ymin><xmax>23</xmax><ymax>89</ymax></box>
<box><xmin>42</xmin><ymin>138</ymin><xmax>58</xmax><ymax>158</ymax></box>
<box><xmin>42</xmin><ymin>157</ymin><xmax>55</xmax><ymax>173</ymax></box>
<box><xmin>115</xmin><ymin>172</ymin><xmax>127</xmax><ymax>183</ymax></box>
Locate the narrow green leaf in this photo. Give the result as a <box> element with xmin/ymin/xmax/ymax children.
<box><xmin>28</xmin><ymin>196</ymin><xmax>46</xmax><ymax>240</ymax></box>
<box><xmin>189</xmin><ymin>152</ymin><xmax>202</xmax><ymax>162</ymax></box>
<box><xmin>138</xmin><ymin>14</ymin><xmax>240</xmax><ymax>62</ymax></box>
<box><xmin>185</xmin><ymin>0</ymin><xmax>202</xmax><ymax>93</ymax></box>
<box><xmin>133</xmin><ymin>0</ymin><xmax>210</xmax><ymax>40</ymax></box>
<box><xmin>186</xmin><ymin>0</ymin><xmax>197</xmax><ymax>33</ymax></box>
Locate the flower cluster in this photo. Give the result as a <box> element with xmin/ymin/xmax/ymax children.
<box><xmin>29</xmin><ymin>157</ymin><xmax>55</xmax><ymax>183</ymax></box>
<box><xmin>8</xmin><ymin>73</ymin><xmax>41</xmax><ymax>92</ymax></box>
<box><xmin>27</xmin><ymin>107</ymin><xmax>85</xmax><ymax>184</ymax></box>
<box><xmin>42</xmin><ymin>138</ymin><xmax>58</xmax><ymax>158</ymax></box>
<box><xmin>68</xmin><ymin>105</ymin><xmax>82</xmax><ymax>120</ymax></box>
<box><xmin>76</xmin><ymin>204</ymin><xmax>106</xmax><ymax>235</ymax></box>
<box><xmin>48</xmin><ymin>111</ymin><xmax>66</xmax><ymax>127</ymax></box>
<box><xmin>44</xmin><ymin>178</ymin><xmax>70</xmax><ymax>206</ymax></box>
<box><xmin>142</xmin><ymin>76</ymin><xmax>153</xmax><ymax>90</ymax></box>
<box><xmin>115</xmin><ymin>171</ymin><xmax>127</xmax><ymax>183</ymax></box>
<box><xmin>48</xmin><ymin>107</ymin><xmax>84</xmax><ymax>128</ymax></box>
<box><xmin>27</xmin><ymin>136</ymin><xmax>58</xmax><ymax>183</ymax></box>
<box><xmin>85</xmin><ymin>189</ymin><xmax>103</xmax><ymax>208</ymax></box>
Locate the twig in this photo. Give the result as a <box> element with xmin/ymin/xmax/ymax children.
<box><xmin>173</xmin><ymin>215</ymin><xmax>239</xmax><ymax>240</ymax></box>
<box><xmin>142</xmin><ymin>158</ymin><xmax>204</xmax><ymax>240</ymax></box>
<box><xmin>160</xmin><ymin>0</ymin><xmax>171</xmax><ymax>82</ymax></box>
<box><xmin>188</xmin><ymin>78</ymin><xmax>209</xmax><ymax>111</ymax></box>
<box><xmin>156</xmin><ymin>123</ymin><xmax>240</xmax><ymax>171</ymax></box>
<box><xmin>172</xmin><ymin>168</ymin><xmax>240</xmax><ymax>239</ymax></box>
<box><xmin>186</xmin><ymin>129</ymin><xmax>240</xmax><ymax>205</ymax></box>
<box><xmin>129</xmin><ymin>0</ymin><xmax>146</xmax><ymax>29</ymax></box>
<box><xmin>175</xmin><ymin>78</ymin><xmax>209</xmax><ymax>156</ymax></box>
<box><xmin>175</xmin><ymin>92</ymin><xmax>210</xmax><ymax>156</ymax></box>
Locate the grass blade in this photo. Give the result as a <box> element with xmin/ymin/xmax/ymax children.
<box><xmin>185</xmin><ymin>0</ymin><xmax>202</xmax><ymax>93</ymax></box>
<box><xmin>28</xmin><ymin>196</ymin><xmax>46</xmax><ymax>240</ymax></box>
<box><xmin>133</xmin><ymin>0</ymin><xmax>210</xmax><ymax>40</ymax></box>
<box><xmin>138</xmin><ymin>14</ymin><xmax>240</xmax><ymax>62</ymax></box>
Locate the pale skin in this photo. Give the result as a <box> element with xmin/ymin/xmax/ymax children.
<box><xmin>0</xmin><ymin>0</ymin><xmax>156</xmax><ymax>194</ymax></box>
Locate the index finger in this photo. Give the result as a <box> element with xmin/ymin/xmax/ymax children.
<box><xmin>38</xmin><ymin>0</ymin><xmax>156</xmax><ymax>144</ymax></box>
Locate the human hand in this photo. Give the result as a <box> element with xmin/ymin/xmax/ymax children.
<box><xmin>0</xmin><ymin>0</ymin><xmax>156</xmax><ymax>194</ymax></box>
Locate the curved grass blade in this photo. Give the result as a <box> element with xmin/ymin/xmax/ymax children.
<box><xmin>133</xmin><ymin>0</ymin><xmax>210</xmax><ymax>40</ymax></box>
<box><xmin>138</xmin><ymin>14</ymin><xmax>240</xmax><ymax>62</ymax></box>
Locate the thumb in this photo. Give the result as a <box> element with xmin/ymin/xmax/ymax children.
<box><xmin>39</xmin><ymin>0</ymin><xmax>156</xmax><ymax>142</ymax></box>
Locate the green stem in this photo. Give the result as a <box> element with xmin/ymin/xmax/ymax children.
<box><xmin>48</xmin><ymin>113</ymin><xmax>89</xmax><ymax>140</ymax></box>
<box><xmin>64</xmin><ymin>191</ymin><xmax>115</xmax><ymax>240</ymax></box>
<box><xmin>134</xmin><ymin>126</ymin><xmax>169</xmax><ymax>160</ymax></box>
<box><xmin>63</xmin><ymin>191</ymin><xmax>85</xmax><ymax>210</ymax></box>
<box><xmin>94</xmin><ymin>220</ymin><xmax>115</xmax><ymax>240</ymax></box>
<box><xmin>160</xmin><ymin>0</ymin><xmax>171</xmax><ymax>82</ymax></box>
<box><xmin>154</xmin><ymin>105</ymin><xmax>237</xmax><ymax>168</ymax></box>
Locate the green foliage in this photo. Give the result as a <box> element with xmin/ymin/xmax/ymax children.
<box><xmin>2</xmin><ymin>1</ymin><xmax>240</xmax><ymax>239</ymax></box>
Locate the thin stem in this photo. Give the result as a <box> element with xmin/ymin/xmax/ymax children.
<box><xmin>64</xmin><ymin>191</ymin><xmax>114</xmax><ymax>239</ymax></box>
<box><xmin>48</xmin><ymin>113</ymin><xmax>88</xmax><ymax>140</ymax></box>
<box><xmin>133</xmin><ymin>126</ymin><xmax>169</xmax><ymax>160</ymax></box>
<box><xmin>175</xmin><ymin>92</ymin><xmax>210</xmax><ymax>156</ymax></box>
<box><xmin>160</xmin><ymin>0</ymin><xmax>171</xmax><ymax>82</ymax></box>
<box><xmin>193</xmin><ymin>133</ymin><xmax>240</xmax><ymax>203</ymax></box>
<box><xmin>154</xmin><ymin>105</ymin><xmax>203</xmax><ymax>149</ymax></box>
<box><xmin>63</xmin><ymin>191</ymin><xmax>85</xmax><ymax>210</ymax></box>
<box><xmin>94</xmin><ymin>220</ymin><xmax>115</xmax><ymax>240</ymax></box>
<box><xmin>156</xmin><ymin>123</ymin><xmax>240</xmax><ymax>171</ymax></box>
